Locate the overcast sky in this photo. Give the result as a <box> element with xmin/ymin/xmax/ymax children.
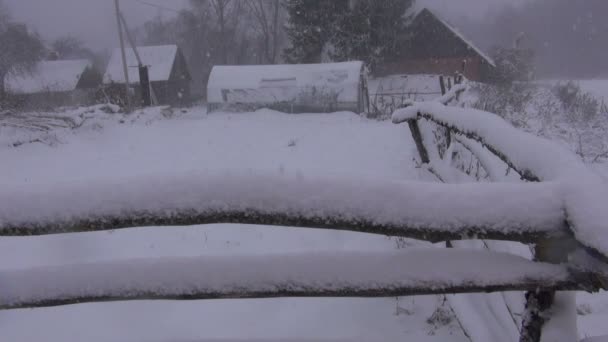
<box><xmin>4</xmin><ymin>0</ymin><xmax>529</xmax><ymax>51</ymax></box>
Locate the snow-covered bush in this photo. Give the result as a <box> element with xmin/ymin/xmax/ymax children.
<box><xmin>470</xmin><ymin>82</ymin><xmax>536</xmax><ymax>125</ymax></box>
<box><xmin>470</xmin><ymin>81</ymin><xmax>608</xmax><ymax>164</ymax></box>
<box><xmin>553</xmin><ymin>81</ymin><xmax>600</xmax><ymax>122</ymax></box>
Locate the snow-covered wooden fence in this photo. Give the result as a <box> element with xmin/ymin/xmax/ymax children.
<box><xmin>392</xmin><ymin>80</ymin><xmax>608</xmax><ymax>342</ymax></box>
<box><xmin>1</xmin><ymin>84</ymin><xmax>608</xmax><ymax>342</ymax></box>
<box><xmin>0</xmin><ymin>174</ymin><xmax>605</xmax><ymax>308</ymax></box>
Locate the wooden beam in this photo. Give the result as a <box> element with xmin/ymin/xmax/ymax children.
<box><xmin>0</xmin><ymin>209</ymin><xmax>558</xmax><ymax>244</ymax></box>
<box><xmin>0</xmin><ymin>175</ymin><xmax>567</xmax><ymax>243</ymax></box>
<box><xmin>1</xmin><ymin>249</ymin><xmax>599</xmax><ymax>311</ymax></box>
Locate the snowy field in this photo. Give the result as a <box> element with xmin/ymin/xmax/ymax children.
<box><xmin>542</xmin><ymin>79</ymin><xmax>608</xmax><ymax>104</ymax></box>
<box><xmin>0</xmin><ymin>108</ymin><xmax>466</xmax><ymax>342</ymax></box>
<box><xmin>1</xmin><ymin>105</ymin><xmax>608</xmax><ymax>341</ymax></box>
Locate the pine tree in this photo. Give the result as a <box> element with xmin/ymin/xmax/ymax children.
<box><xmin>331</xmin><ymin>0</ymin><xmax>415</xmax><ymax>72</ymax></box>
<box><xmin>0</xmin><ymin>24</ymin><xmax>44</xmax><ymax>98</ymax></box>
<box><xmin>283</xmin><ymin>0</ymin><xmax>348</xmax><ymax>63</ymax></box>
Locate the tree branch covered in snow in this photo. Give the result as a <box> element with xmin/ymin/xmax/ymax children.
<box><xmin>0</xmin><ymin>173</ymin><xmax>568</xmax><ymax>244</ymax></box>
<box><xmin>1</xmin><ymin>249</ymin><xmax>600</xmax><ymax>310</ymax></box>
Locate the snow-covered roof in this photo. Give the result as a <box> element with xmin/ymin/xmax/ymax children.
<box><xmin>103</xmin><ymin>45</ymin><xmax>178</xmax><ymax>84</ymax></box>
<box><xmin>369</xmin><ymin>74</ymin><xmax>444</xmax><ymax>100</ymax></box>
<box><xmin>5</xmin><ymin>60</ymin><xmax>92</xmax><ymax>95</ymax></box>
<box><xmin>416</xmin><ymin>8</ymin><xmax>496</xmax><ymax>67</ymax></box>
<box><xmin>207</xmin><ymin>61</ymin><xmax>365</xmax><ymax>105</ymax></box>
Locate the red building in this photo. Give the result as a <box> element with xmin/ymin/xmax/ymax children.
<box><xmin>377</xmin><ymin>8</ymin><xmax>496</xmax><ymax>82</ymax></box>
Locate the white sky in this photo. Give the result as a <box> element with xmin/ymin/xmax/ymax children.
<box><xmin>4</xmin><ymin>0</ymin><xmax>528</xmax><ymax>51</ymax></box>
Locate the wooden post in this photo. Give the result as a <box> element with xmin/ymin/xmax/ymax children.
<box><xmin>114</xmin><ymin>0</ymin><xmax>131</xmax><ymax>111</ymax></box>
<box><xmin>438</xmin><ymin>76</ymin><xmax>451</xmax><ymax>151</ymax></box>
<box><xmin>519</xmin><ymin>237</ymin><xmax>579</xmax><ymax>342</ymax></box>
<box><xmin>408</xmin><ymin>119</ymin><xmax>430</xmax><ymax>164</ymax></box>
<box><xmin>139</xmin><ymin>66</ymin><xmax>151</xmax><ymax>107</ymax></box>
<box><xmin>119</xmin><ymin>12</ymin><xmax>158</xmax><ymax>106</ymax></box>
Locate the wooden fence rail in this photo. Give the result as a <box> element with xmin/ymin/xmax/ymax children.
<box><xmin>0</xmin><ymin>249</ymin><xmax>602</xmax><ymax>310</ymax></box>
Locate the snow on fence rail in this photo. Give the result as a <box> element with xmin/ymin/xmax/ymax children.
<box><xmin>0</xmin><ymin>173</ymin><xmax>567</xmax><ymax>242</ymax></box>
<box><xmin>0</xmin><ymin>249</ymin><xmax>594</xmax><ymax>310</ymax></box>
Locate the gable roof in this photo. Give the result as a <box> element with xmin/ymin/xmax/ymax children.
<box><xmin>414</xmin><ymin>8</ymin><xmax>495</xmax><ymax>67</ymax></box>
<box><xmin>103</xmin><ymin>45</ymin><xmax>179</xmax><ymax>84</ymax></box>
<box><xmin>5</xmin><ymin>59</ymin><xmax>92</xmax><ymax>95</ymax></box>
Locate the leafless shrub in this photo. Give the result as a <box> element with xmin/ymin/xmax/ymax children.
<box><xmin>370</xmin><ymin>93</ymin><xmax>415</xmax><ymax>120</ymax></box>
<box><xmin>471</xmin><ymin>82</ymin><xmax>534</xmax><ymax>121</ymax></box>
<box><xmin>553</xmin><ymin>81</ymin><xmax>599</xmax><ymax>122</ymax></box>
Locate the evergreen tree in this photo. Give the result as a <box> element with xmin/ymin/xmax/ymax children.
<box><xmin>283</xmin><ymin>0</ymin><xmax>348</xmax><ymax>63</ymax></box>
<box><xmin>491</xmin><ymin>33</ymin><xmax>535</xmax><ymax>84</ymax></box>
<box><xmin>0</xmin><ymin>24</ymin><xmax>44</xmax><ymax>98</ymax></box>
<box><xmin>331</xmin><ymin>0</ymin><xmax>415</xmax><ymax>72</ymax></box>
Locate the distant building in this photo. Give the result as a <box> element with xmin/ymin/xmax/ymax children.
<box><xmin>103</xmin><ymin>45</ymin><xmax>191</xmax><ymax>106</ymax></box>
<box><xmin>4</xmin><ymin>59</ymin><xmax>101</xmax><ymax>109</ymax></box>
<box><xmin>207</xmin><ymin>61</ymin><xmax>369</xmax><ymax>114</ymax></box>
<box><xmin>377</xmin><ymin>8</ymin><xmax>496</xmax><ymax>82</ymax></box>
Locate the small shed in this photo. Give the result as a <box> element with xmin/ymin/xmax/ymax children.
<box><xmin>377</xmin><ymin>8</ymin><xmax>496</xmax><ymax>82</ymax></box>
<box><xmin>103</xmin><ymin>45</ymin><xmax>191</xmax><ymax>106</ymax></box>
<box><xmin>207</xmin><ymin>61</ymin><xmax>369</xmax><ymax>114</ymax></box>
<box><xmin>4</xmin><ymin>59</ymin><xmax>101</xmax><ymax>109</ymax></box>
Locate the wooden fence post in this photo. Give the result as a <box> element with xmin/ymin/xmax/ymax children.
<box><xmin>520</xmin><ymin>237</ymin><xmax>579</xmax><ymax>342</ymax></box>
<box><xmin>408</xmin><ymin>119</ymin><xmax>430</xmax><ymax>164</ymax></box>
<box><xmin>438</xmin><ymin>75</ymin><xmax>452</xmax><ymax>151</ymax></box>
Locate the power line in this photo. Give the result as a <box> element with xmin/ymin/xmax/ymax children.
<box><xmin>131</xmin><ymin>0</ymin><xmax>181</xmax><ymax>14</ymax></box>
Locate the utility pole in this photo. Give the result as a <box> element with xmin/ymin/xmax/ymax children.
<box><xmin>119</xmin><ymin>12</ymin><xmax>157</xmax><ymax>106</ymax></box>
<box><xmin>114</xmin><ymin>0</ymin><xmax>131</xmax><ymax>111</ymax></box>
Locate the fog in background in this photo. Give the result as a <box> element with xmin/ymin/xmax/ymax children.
<box><xmin>4</xmin><ymin>0</ymin><xmax>526</xmax><ymax>49</ymax></box>
<box><xmin>460</xmin><ymin>0</ymin><xmax>608</xmax><ymax>78</ymax></box>
<box><xmin>4</xmin><ymin>0</ymin><xmax>608</xmax><ymax>79</ymax></box>
<box><xmin>4</xmin><ymin>0</ymin><xmax>189</xmax><ymax>49</ymax></box>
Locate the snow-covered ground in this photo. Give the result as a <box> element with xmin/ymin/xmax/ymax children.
<box><xmin>539</xmin><ymin>79</ymin><xmax>608</xmax><ymax>104</ymax></box>
<box><xmin>0</xmin><ymin>107</ymin><xmax>469</xmax><ymax>341</ymax></box>
<box><xmin>1</xmin><ymin>103</ymin><xmax>607</xmax><ymax>342</ymax></box>
<box><xmin>0</xmin><ymin>108</ymin><xmax>420</xmax><ymax>185</ymax></box>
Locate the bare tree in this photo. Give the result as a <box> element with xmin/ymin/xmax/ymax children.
<box><xmin>202</xmin><ymin>0</ymin><xmax>243</xmax><ymax>65</ymax></box>
<box><xmin>52</xmin><ymin>36</ymin><xmax>95</xmax><ymax>60</ymax></box>
<box><xmin>246</xmin><ymin>0</ymin><xmax>285</xmax><ymax>64</ymax></box>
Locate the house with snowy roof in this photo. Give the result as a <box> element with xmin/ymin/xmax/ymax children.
<box><xmin>377</xmin><ymin>8</ymin><xmax>496</xmax><ymax>82</ymax></box>
<box><xmin>4</xmin><ymin>59</ymin><xmax>101</xmax><ymax>109</ymax></box>
<box><xmin>103</xmin><ymin>44</ymin><xmax>191</xmax><ymax>106</ymax></box>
